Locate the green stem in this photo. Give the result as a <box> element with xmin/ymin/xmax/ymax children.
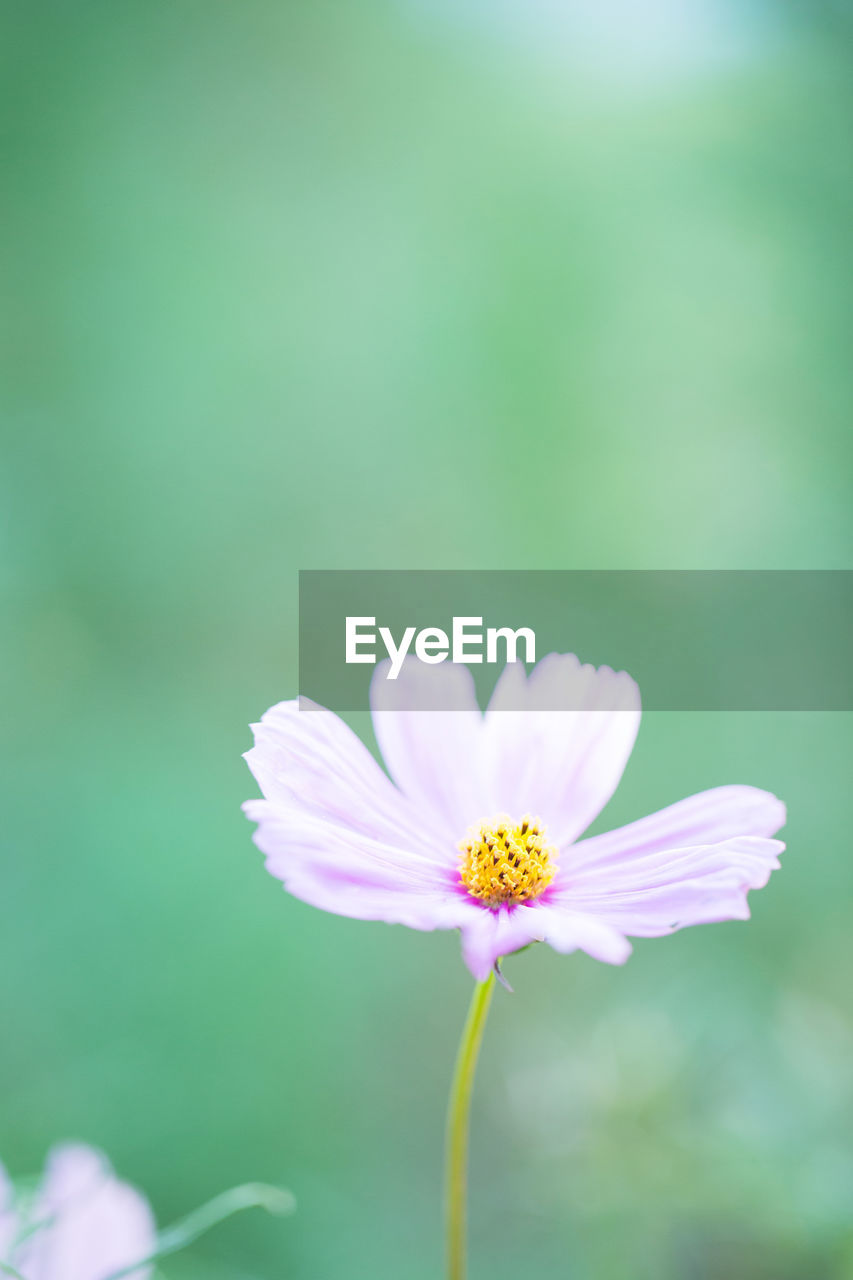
<box><xmin>444</xmin><ymin>972</ymin><xmax>496</xmax><ymax>1280</ymax></box>
<box><xmin>103</xmin><ymin>1183</ymin><xmax>294</xmax><ymax>1280</ymax></box>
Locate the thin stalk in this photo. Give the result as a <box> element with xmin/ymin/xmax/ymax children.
<box><xmin>103</xmin><ymin>1182</ymin><xmax>294</xmax><ymax>1280</ymax></box>
<box><xmin>444</xmin><ymin>972</ymin><xmax>496</xmax><ymax>1280</ymax></box>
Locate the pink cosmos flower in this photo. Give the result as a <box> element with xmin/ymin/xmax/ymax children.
<box><xmin>243</xmin><ymin>654</ymin><xmax>786</xmax><ymax>980</ymax></box>
<box><xmin>0</xmin><ymin>1144</ymin><xmax>154</xmax><ymax>1280</ymax></box>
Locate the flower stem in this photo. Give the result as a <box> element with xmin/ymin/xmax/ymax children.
<box><xmin>444</xmin><ymin>972</ymin><xmax>496</xmax><ymax>1280</ymax></box>
<box><xmin>102</xmin><ymin>1183</ymin><xmax>295</xmax><ymax>1280</ymax></box>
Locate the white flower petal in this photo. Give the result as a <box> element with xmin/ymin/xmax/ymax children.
<box><xmin>245</xmin><ymin>699</ymin><xmax>445</xmax><ymax>861</ymax></box>
<box><xmin>568</xmin><ymin>786</ymin><xmax>786</xmax><ymax>873</ymax></box>
<box><xmin>459</xmin><ymin>904</ymin><xmax>547</xmax><ymax>982</ymax></box>
<box><xmin>534</xmin><ymin>905</ymin><xmax>633</xmax><ymax>965</ymax></box>
<box><xmin>483</xmin><ymin>653</ymin><xmax>641</xmax><ymax>844</ymax></box>
<box><xmin>0</xmin><ymin>1160</ymin><xmax>17</xmax><ymax>1260</ymax></box>
<box><xmin>370</xmin><ymin>660</ymin><xmax>492</xmax><ymax>840</ymax></box>
<box><xmin>555</xmin><ymin>836</ymin><xmax>784</xmax><ymax>937</ymax></box>
<box><xmin>244</xmin><ymin>798</ymin><xmax>466</xmax><ymax>930</ymax></box>
<box><xmin>17</xmin><ymin>1145</ymin><xmax>155</xmax><ymax>1280</ymax></box>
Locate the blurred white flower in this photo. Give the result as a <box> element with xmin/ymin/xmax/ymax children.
<box><xmin>0</xmin><ymin>1144</ymin><xmax>153</xmax><ymax>1280</ymax></box>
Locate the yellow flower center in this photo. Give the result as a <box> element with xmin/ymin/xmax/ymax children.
<box><xmin>458</xmin><ymin>815</ymin><xmax>557</xmax><ymax>907</ymax></box>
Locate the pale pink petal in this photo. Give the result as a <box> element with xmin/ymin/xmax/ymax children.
<box><xmin>533</xmin><ymin>905</ymin><xmax>633</xmax><ymax>964</ymax></box>
<box><xmin>0</xmin><ymin>1160</ymin><xmax>17</xmax><ymax>1260</ymax></box>
<box><xmin>370</xmin><ymin>659</ymin><xmax>492</xmax><ymax>841</ymax></box>
<box><xmin>459</xmin><ymin>903</ymin><xmax>549</xmax><ymax>982</ymax></box>
<box><xmin>245</xmin><ymin>699</ymin><xmax>444</xmax><ymax>861</ymax></box>
<box><xmin>370</xmin><ymin>654</ymin><xmax>641</xmax><ymax>848</ymax></box>
<box><xmin>245</xmin><ymin>689</ymin><xmax>487</xmax><ymax>935</ymax></box>
<box><xmin>569</xmin><ymin>785</ymin><xmax>786</xmax><ymax>873</ymax></box>
<box><xmin>245</xmin><ymin>798</ymin><xmax>469</xmax><ymax>931</ymax></box>
<box><xmin>483</xmin><ymin>654</ymin><xmax>641</xmax><ymax>845</ymax></box>
<box><xmin>17</xmin><ymin>1144</ymin><xmax>155</xmax><ymax>1280</ymax></box>
<box><xmin>458</xmin><ymin>896</ymin><xmax>633</xmax><ymax>981</ymax></box>
<box><xmin>554</xmin><ymin>836</ymin><xmax>784</xmax><ymax>937</ymax></box>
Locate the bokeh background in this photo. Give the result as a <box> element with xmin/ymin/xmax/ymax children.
<box><xmin>3</xmin><ymin>2</ymin><xmax>853</xmax><ymax>1277</ymax></box>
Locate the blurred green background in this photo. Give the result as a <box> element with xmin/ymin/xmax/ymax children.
<box><xmin>2</xmin><ymin>2</ymin><xmax>853</xmax><ymax>1277</ymax></box>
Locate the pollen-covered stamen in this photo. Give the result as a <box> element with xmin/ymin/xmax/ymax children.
<box><xmin>458</xmin><ymin>814</ymin><xmax>557</xmax><ymax>907</ymax></box>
